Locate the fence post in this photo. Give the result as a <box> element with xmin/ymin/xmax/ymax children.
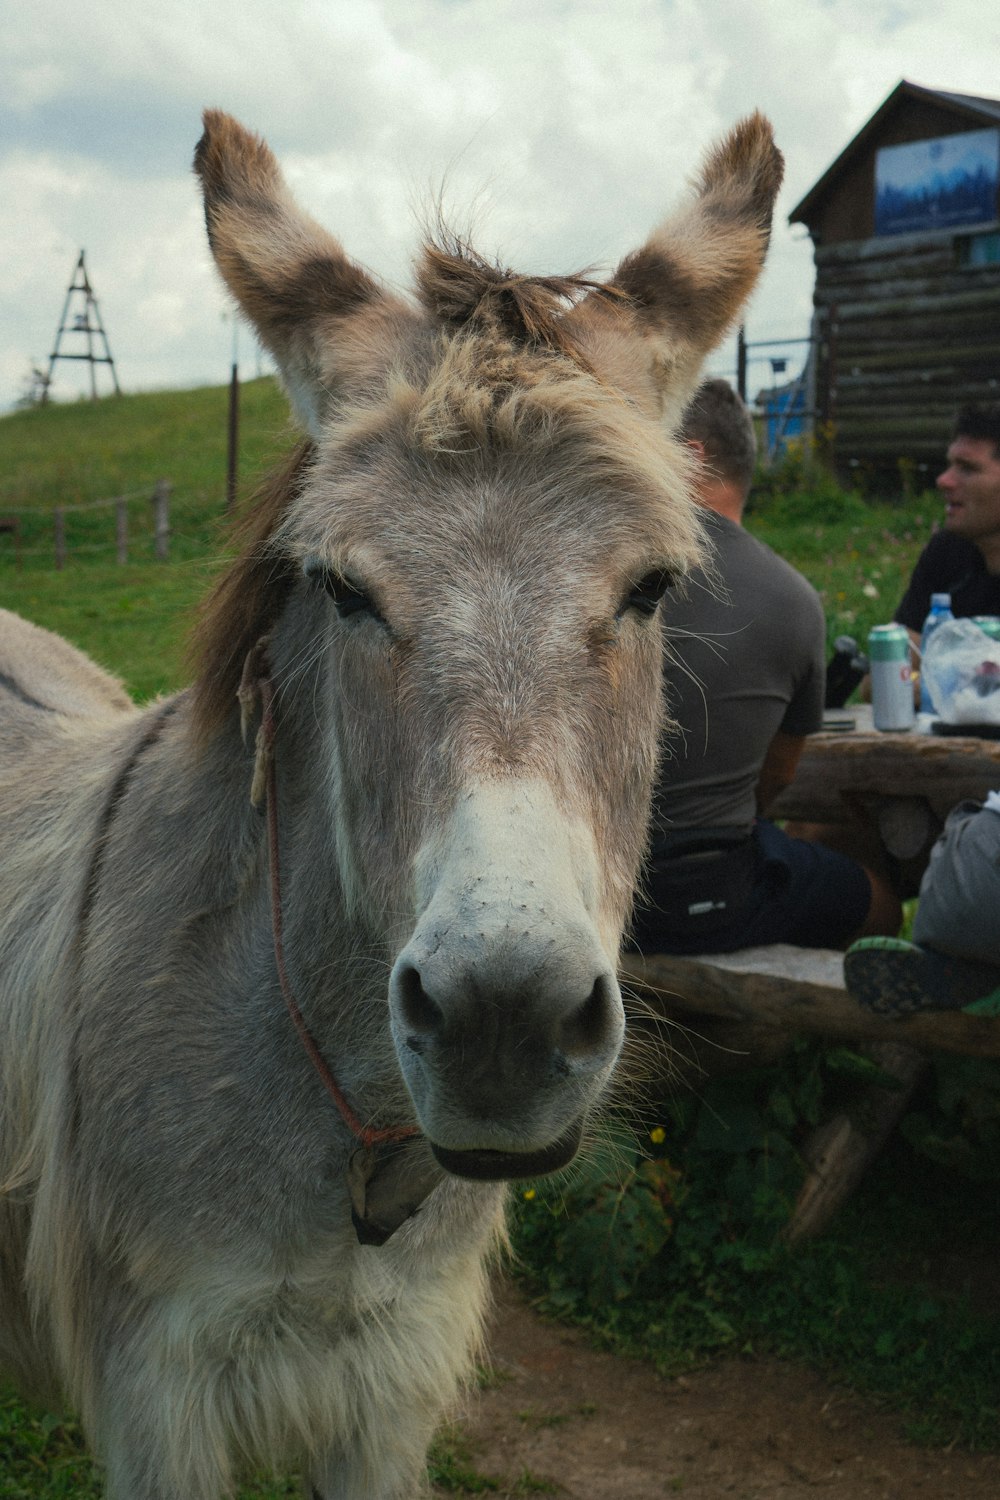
<box><xmin>54</xmin><ymin>506</ymin><xmax>66</xmax><ymax>570</ymax></box>
<box><xmin>226</xmin><ymin>363</ymin><xmax>239</xmax><ymax>514</ymax></box>
<box><xmin>152</xmin><ymin>479</ymin><xmax>171</xmax><ymax>561</ymax></box>
<box><xmin>0</xmin><ymin>517</ymin><xmax>21</xmax><ymax>571</ymax></box>
<box><xmin>736</xmin><ymin>325</ymin><xmax>747</xmax><ymax>402</ymax></box>
<box><xmin>116</xmin><ymin>498</ymin><xmax>128</xmax><ymax>564</ymax></box>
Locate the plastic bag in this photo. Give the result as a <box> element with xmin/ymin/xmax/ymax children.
<box><xmin>922</xmin><ymin>618</ymin><xmax>1000</xmax><ymax>725</ymax></box>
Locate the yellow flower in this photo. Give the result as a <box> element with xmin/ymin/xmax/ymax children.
<box><xmin>649</xmin><ymin>1126</ymin><xmax>666</xmax><ymax>1144</ymax></box>
<box><xmin>522</xmin><ymin>1187</ymin><xmax>536</xmax><ymax>1200</ymax></box>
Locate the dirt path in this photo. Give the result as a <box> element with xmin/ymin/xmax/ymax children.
<box><xmin>435</xmin><ymin>1278</ymin><xmax>1000</xmax><ymax>1499</ymax></box>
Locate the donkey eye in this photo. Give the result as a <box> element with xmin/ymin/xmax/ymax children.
<box><xmin>324</xmin><ymin>574</ymin><xmax>377</xmax><ymax>619</ymax></box>
<box><xmin>305</xmin><ymin>560</ymin><xmax>384</xmax><ymax>623</ymax></box>
<box><xmin>618</xmin><ymin>568</ymin><xmax>677</xmax><ymax>619</ymax></box>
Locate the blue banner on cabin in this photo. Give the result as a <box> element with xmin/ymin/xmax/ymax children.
<box><xmin>875</xmin><ymin>128</ymin><xmax>1000</xmax><ymax>236</ymax></box>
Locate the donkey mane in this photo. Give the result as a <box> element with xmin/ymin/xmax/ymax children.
<box><xmin>188</xmin><ymin>439</ymin><xmax>315</xmax><ymax>742</ymax></box>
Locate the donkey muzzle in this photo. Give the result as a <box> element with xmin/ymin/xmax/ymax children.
<box><xmin>387</xmin><ymin>778</ymin><xmax>625</xmax><ymax>1167</ymax></box>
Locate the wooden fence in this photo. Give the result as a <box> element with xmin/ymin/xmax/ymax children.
<box><xmin>1</xmin><ymin>480</ymin><xmax>172</xmax><ymax>570</ymax></box>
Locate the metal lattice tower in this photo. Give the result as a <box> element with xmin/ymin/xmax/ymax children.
<box><xmin>43</xmin><ymin>250</ymin><xmax>121</xmax><ymax>402</ymax></box>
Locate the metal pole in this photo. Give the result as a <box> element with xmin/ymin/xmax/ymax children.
<box><xmin>79</xmin><ymin>256</ymin><xmax>98</xmax><ymax>402</ymax></box>
<box><xmin>736</xmin><ymin>325</ymin><xmax>747</xmax><ymax>403</ymax></box>
<box><xmin>226</xmin><ymin>363</ymin><xmax>239</xmax><ymax>513</ymax></box>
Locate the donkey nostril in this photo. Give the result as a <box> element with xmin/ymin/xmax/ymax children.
<box><xmin>396</xmin><ymin>963</ymin><xmax>445</xmax><ymax>1043</ymax></box>
<box><xmin>559</xmin><ymin>973</ymin><xmax>620</xmax><ymax>1060</ymax></box>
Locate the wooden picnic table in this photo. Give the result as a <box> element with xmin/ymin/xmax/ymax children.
<box><xmin>770</xmin><ymin>704</ymin><xmax>1000</xmax><ymax>897</ymax></box>
<box><xmin>623</xmin><ymin>708</ymin><xmax>1000</xmax><ymax>1240</ymax></box>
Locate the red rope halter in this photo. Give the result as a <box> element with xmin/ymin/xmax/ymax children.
<box><xmin>253</xmin><ymin>669</ymin><xmax>420</xmax><ymax>1151</ymax></box>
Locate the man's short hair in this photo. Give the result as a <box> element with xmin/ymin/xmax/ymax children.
<box><xmin>679</xmin><ymin>378</ymin><xmax>757</xmax><ymax>494</ymax></box>
<box><xmin>954</xmin><ymin>403</ymin><xmax>1000</xmax><ymax>456</ymax></box>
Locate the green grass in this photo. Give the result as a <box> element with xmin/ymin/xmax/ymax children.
<box><xmin>427</xmin><ymin>1426</ymin><xmax>559</xmax><ymax>1498</ymax></box>
<box><xmin>747</xmin><ymin>504</ymin><xmax>933</xmax><ymax>655</ymax></box>
<box><xmin>1</xmin><ymin>378</ymin><xmax>291</xmax><ymax>515</ymax></box>
<box><xmin>0</xmin><ymin>1392</ymin><xmax>100</xmax><ymax>1500</ymax></box>
<box><xmin>744</xmin><ymin>483</ymin><xmax>933</xmax><ymax>654</ymax></box>
<box><xmin>2</xmin><ymin>563</ymin><xmax>215</xmax><ymax>702</ymax></box>
<box><xmin>0</xmin><ymin>378</ymin><xmax>296</xmax><ymax>699</ymax></box>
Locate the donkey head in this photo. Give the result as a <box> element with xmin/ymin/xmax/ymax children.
<box><xmin>193</xmin><ymin>111</ymin><xmax>782</xmax><ymax>1179</ymax></box>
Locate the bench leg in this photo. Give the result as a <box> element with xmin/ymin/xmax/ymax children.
<box><xmin>782</xmin><ymin>1041</ymin><xmax>928</xmax><ymax>1244</ymax></box>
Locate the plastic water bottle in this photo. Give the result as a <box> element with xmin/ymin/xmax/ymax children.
<box><xmin>918</xmin><ymin>592</ymin><xmax>954</xmax><ymax>713</ymax></box>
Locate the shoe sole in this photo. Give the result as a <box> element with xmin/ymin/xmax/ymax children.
<box><xmin>845</xmin><ymin>941</ymin><xmax>1000</xmax><ymax>1017</ymax></box>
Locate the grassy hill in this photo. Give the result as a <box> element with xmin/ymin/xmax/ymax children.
<box><xmin>0</xmin><ymin>379</ymin><xmax>295</xmax><ymax>699</ymax></box>
<box><xmin>1</xmin><ymin>377</ymin><xmax>292</xmax><ymax>513</ymax></box>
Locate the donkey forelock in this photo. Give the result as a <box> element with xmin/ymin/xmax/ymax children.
<box><xmin>414</xmin><ymin>234</ymin><xmax>626</xmax><ymax>351</ymax></box>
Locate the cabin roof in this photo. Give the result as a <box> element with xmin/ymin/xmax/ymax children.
<box><xmin>790</xmin><ymin>79</ymin><xmax>1000</xmax><ymax>228</ymax></box>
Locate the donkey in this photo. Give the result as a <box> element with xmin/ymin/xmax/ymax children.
<box><xmin>0</xmin><ymin>110</ymin><xmax>782</xmax><ymax>1498</ymax></box>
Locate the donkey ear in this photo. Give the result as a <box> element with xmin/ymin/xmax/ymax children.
<box><xmin>607</xmin><ymin>112</ymin><xmax>783</xmax><ymax>424</ymax></box>
<box><xmin>194</xmin><ymin>110</ymin><xmax>405</xmax><ymax>437</ymax></box>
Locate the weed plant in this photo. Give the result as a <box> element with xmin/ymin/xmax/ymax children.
<box><xmin>512</xmin><ymin>1045</ymin><xmax>1000</xmax><ymax>1450</ymax></box>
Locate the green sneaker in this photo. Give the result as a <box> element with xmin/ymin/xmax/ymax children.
<box><xmin>844</xmin><ymin>937</ymin><xmax>1000</xmax><ymax>1017</ymax></box>
<box><xmin>964</xmin><ymin>990</ymin><xmax>1000</xmax><ymax>1017</ymax></box>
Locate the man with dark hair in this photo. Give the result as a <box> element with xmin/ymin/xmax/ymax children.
<box><xmin>894</xmin><ymin>403</ymin><xmax>1000</xmax><ymax>639</ymax></box>
<box><xmin>680</xmin><ymin>377</ymin><xmax>758</xmax><ymax>494</ymax></box>
<box><xmin>632</xmin><ymin>379</ymin><xmax>901</xmax><ymax>956</ymax></box>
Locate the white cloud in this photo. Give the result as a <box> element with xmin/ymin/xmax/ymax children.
<box><xmin>1</xmin><ymin>0</ymin><xmax>998</xmax><ymax>410</ymax></box>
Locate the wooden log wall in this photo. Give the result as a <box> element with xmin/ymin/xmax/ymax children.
<box><xmin>812</xmin><ymin>226</ymin><xmax>1000</xmax><ymax>482</ymax></box>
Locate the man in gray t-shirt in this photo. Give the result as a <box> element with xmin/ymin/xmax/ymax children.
<box><xmin>650</xmin><ymin>510</ymin><xmax>825</xmax><ymax>843</ymax></box>
<box><xmin>632</xmin><ymin>380</ymin><xmax>901</xmax><ymax>955</ymax></box>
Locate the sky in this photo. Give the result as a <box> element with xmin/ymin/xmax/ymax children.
<box><xmin>2</xmin><ymin>0</ymin><xmax>999</xmax><ymax>415</ymax></box>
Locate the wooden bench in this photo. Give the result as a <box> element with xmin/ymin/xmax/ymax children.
<box><xmin>621</xmin><ymin>945</ymin><xmax>999</xmax><ymax>1241</ymax></box>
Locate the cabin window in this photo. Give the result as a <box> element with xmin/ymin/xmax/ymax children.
<box><xmin>958</xmin><ymin>230</ymin><xmax>1000</xmax><ymax>267</ymax></box>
